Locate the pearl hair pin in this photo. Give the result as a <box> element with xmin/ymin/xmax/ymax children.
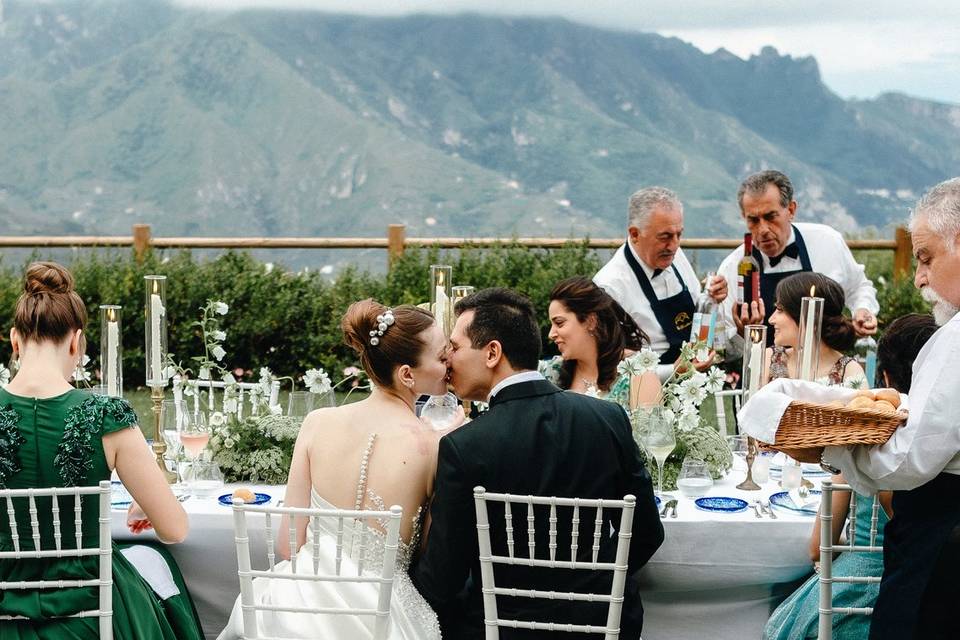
<box><xmin>368</xmin><ymin>309</ymin><xmax>396</xmax><ymax>346</ymax></box>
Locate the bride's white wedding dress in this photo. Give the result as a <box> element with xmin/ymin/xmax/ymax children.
<box><xmin>218</xmin><ymin>434</ymin><xmax>441</xmax><ymax>639</ymax></box>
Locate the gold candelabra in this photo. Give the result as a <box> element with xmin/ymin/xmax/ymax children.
<box><xmin>151</xmin><ymin>385</ymin><xmax>177</xmax><ymax>484</ymax></box>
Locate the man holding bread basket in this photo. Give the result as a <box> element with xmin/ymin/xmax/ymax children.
<box><xmin>793</xmin><ymin>177</ymin><xmax>960</xmax><ymax>640</ymax></box>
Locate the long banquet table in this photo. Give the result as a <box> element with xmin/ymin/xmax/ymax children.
<box><xmin>113</xmin><ymin>470</ymin><xmax>823</xmax><ymax>639</ymax></box>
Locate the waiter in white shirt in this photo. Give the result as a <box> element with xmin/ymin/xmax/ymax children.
<box><xmin>789</xmin><ymin>178</ymin><xmax>960</xmax><ymax>640</ymax></box>
<box><xmin>594</xmin><ymin>186</ymin><xmax>727</xmax><ymax>381</ymax></box>
<box><xmin>716</xmin><ymin>170</ymin><xmax>879</xmax><ymax>345</ymax></box>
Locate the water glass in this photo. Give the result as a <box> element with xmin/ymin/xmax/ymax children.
<box><xmin>727</xmin><ymin>435</ymin><xmax>749</xmax><ymax>471</ymax></box>
<box><xmin>287</xmin><ymin>391</ymin><xmax>315</xmax><ymax>418</ymax></box>
<box><xmin>677</xmin><ymin>457</ymin><xmax>713</xmax><ymax>498</ymax></box>
<box><xmin>781</xmin><ymin>459</ymin><xmax>803</xmax><ymax>490</ymax></box>
<box><xmin>421</xmin><ymin>393</ymin><xmax>462</xmax><ymax>431</ymax></box>
<box><xmin>188</xmin><ymin>459</ymin><xmax>224</xmax><ymax>498</ymax></box>
<box><xmin>753</xmin><ymin>452</ymin><xmax>773</xmax><ymax>483</ymax></box>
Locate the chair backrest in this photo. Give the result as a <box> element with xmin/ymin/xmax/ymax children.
<box><xmin>0</xmin><ymin>481</ymin><xmax>113</xmax><ymax>638</ymax></box>
<box><xmin>712</xmin><ymin>389</ymin><xmax>742</xmax><ymax>436</ymax></box>
<box><xmin>231</xmin><ymin>499</ymin><xmax>403</xmax><ymax>640</ymax></box>
<box><xmin>472</xmin><ymin>487</ymin><xmax>636</xmax><ymax>640</ymax></box>
<box><xmin>173</xmin><ymin>376</ymin><xmax>281</xmax><ymax>421</ymax></box>
<box><xmin>817</xmin><ymin>480</ymin><xmax>885</xmax><ymax>640</ymax></box>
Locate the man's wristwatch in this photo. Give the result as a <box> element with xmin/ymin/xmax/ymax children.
<box><xmin>820</xmin><ymin>449</ymin><xmax>841</xmax><ymax>475</ymax></box>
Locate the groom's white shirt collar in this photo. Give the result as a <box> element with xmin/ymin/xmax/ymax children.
<box><xmin>487</xmin><ymin>370</ymin><xmax>545</xmax><ymax>402</ymax></box>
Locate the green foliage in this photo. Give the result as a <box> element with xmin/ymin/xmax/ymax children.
<box><xmin>208</xmin><ymin>414</ymin><xmax>301</xmax><ymax>484</ymax></box>
<box><xmin>0</xmin><ymin>244</ymin><xmax>599</xmax><ymax>386</ymax></box>
<box><xmin>854</xmin><ymin>249</ymin><xmax>930</xmax><ymax>334</ymax></box>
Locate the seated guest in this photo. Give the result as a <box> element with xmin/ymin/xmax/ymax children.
<box><xmin>763</xmin><ymin>313</ymin><xmax>938</xmax><ymax>639</ymax></box>
<box><xmin>541</xmin><ymin>276</ymin><xmax>660</xmax><ymax>409</ymax></box>
<box><xmin>717</xmin><ymin>170</ymin><xmax>879</xmax><ymax>347</ymax></box>
<box><xmin>766</xmin><ymin>272</ymin><xmax>867</xmax><ymax>387</ymax></box>
<box><xmin>220</xmin><ymin>300</ymin><xmax>450</xmax><ymax>640</ymax></box>
<box><xmin>0</xmin><ymin>262</ymin><xmax>202</xmax><ymax>639</ymax></box>
<box><xmin>594</xmin><ymin>186</ymin><xmax>727</xmax><ymax>381</ymax></box>
<box><xmin>413</xmin><ymin>288</ymin><xmax>664</xmax><ymax>640</ymax></box>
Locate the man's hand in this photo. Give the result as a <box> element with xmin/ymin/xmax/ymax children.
<box><xmin>733</xmin><ymin>299</ymin><xmax>766</xmax><ymax>334</ymax></box>
<box><xmin>706</xmin><ymin>275</ymin><xmax>728</xmax><ymax>304</ymax></box>
<box><xmin>852</xmin><ymin>308</ymin><xmax>878</xmax><ymax>337</ymax></box>
<box><xmin>675</xmin><ymin>350</ymin><xmax>717</xmax><ymax>374</ymax></box>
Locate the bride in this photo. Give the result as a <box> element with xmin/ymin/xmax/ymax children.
<box><xmin>219</xmin><ymin>300</ymin><xmax>455</xmax><ymax>639</ymax></box>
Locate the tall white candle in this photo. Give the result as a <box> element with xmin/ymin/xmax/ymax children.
<box><xmin>748</xmin><ymin>333</ymin><xmax>763</xmax><ymax>395</ymax></box>
<box><xmin>435</xmin><ymin>285</ymin><xmax>449</xmax><ymax>334</ymax></box>
<box><xmin>799</xmin><ymin>286</ymin><xmax>818</xmax><ymax>380</ymax></box>
<box><xmin>150</xmin><ymin>293</ymin><xmax>164</xmax><ymax>384</ymax></box>
<box><xmin>106</xmin><ymin>319</ymin><xmax>119</xmax><ymax>396</ymax></box>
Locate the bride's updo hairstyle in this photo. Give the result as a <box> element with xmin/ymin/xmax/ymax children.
<box><xmin>341</xmin><ymin>299</ymin><xmax>435</xmax><ymax>389</ymax></box>
<box><xmin>775</xmin><ymin>272</ymin><xmax>857</xmax><ymax>352</ymax></box>
<box><xmin>14</xmin><ymin>261</ymin><xmax>87</xmax><ymax>344</ymax></box>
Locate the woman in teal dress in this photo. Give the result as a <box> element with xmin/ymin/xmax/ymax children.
<box><xmin>0</xmin><ymin>262</ymin><xmax>203</xmax><ymax>639</ymax></box>
<box><xmin>763</xmin><ymin>313</ymin><xmax>939</xmax><ymax>639</ymax></box>
<box><xmin>541</xmin><ymin>276</ymin><xmax>660</xmax><ymax>409</ymax></box>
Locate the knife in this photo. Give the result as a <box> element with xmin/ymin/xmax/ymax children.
<box><xmin>669</xmin><ymin>499</ymin><xmax>678</xmax><ymax>518</ymax></box>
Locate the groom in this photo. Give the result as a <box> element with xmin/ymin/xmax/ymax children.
<box><xmin>412</xmin><ymin>288</ymin><xmax>664</xmax><ymax>639</ymax></box>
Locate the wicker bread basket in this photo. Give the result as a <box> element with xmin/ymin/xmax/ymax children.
<box><xmin>762</xmin><ymin>400</ymin><xmax>905</xmax><ymax>451</ymax></box>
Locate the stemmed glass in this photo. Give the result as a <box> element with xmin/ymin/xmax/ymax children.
<box><xmin>727</xmin><ymin>435</ymin><xmax>749</xmax><ymax>471</ymax></box>
<box><xmin>179</xmin><ymin>410</ymin><xmax>210</xmax><ymax>488</ymax></box>
<box><xmin>159</xmin><ymin>399</ymin><xmax>186</xmax><ymax>490</ymax></box>
<box><xmin>637</xmin><ymin>407</ymin><xmax>676</xmax><ymax>498</ymax></box>
<box><xmin>421</xmin><ymin>393</ymin><xmax>462</xmax><ymax>431</ymax></box>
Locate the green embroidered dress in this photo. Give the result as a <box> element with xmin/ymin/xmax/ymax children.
<box><xmin>0</xmin><ymin>388</ymin><xmax>202</xmax><ymax>640</ymax></box>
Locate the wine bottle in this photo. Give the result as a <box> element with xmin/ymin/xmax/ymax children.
<box><xmin>736</xmin><ymin>233</ymin><xmax>760</xmax><ymax>306</ymax></box>
<box><xmin>690</xmin><ymin>275</ymin><xmax>717</xmax><ymax>344</ymax></box>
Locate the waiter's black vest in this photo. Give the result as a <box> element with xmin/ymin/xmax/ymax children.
<box><xmin>751</xmin><ymin>225</ymin><xmax>813</xmax><ymax>346</ymax></box>
<box><xmin>623</xmin><ymin>245</ymin><xmax>695</xmax><ymax>364</ymax></box>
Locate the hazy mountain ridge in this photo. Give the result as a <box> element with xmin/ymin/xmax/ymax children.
<box><xmin>1</xmin><ymin>0</ymin><xmax>958</xmax><ymax>254</ymax></box>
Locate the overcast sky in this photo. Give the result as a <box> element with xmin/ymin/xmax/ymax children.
<box><xmin>175</xmin><ymin>0</ymin><xmax>960</xmax><ymax>105</ymax></box>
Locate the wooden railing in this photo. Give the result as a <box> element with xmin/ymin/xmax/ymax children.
<box><xmin>0</xmin><ymin>223</ymin><xmax>914</xmax><ymax>281</ymax></box>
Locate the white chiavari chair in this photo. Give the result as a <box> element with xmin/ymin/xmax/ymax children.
<box><xmin>173</xmin><ymin>375</ymin><xmax>280</xmax><ymax>421</ymax></box>
<box><xmin>713</xmin><ymin>389</ymin><xmax>743</xmax><ymax>436</ymax></box>
<box><xmin>230</xmin><ymin>499</ymin><xmax>403</xmax><ymax>640</ymax></box>
<box><xmin>0</xmin><ymin>480</ymin><xmax>113</xmax><ymax>638</ymax></box>
<box><xmin>473</xmin><ymin>487</ymin><xmax>637</xmax><ymax>640</ymax></box>
<box><xmin>817</xmin><ymin>480</ymin><xmax>885</xmax><ymax>640</ymax></box>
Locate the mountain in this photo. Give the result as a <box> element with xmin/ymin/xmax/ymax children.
<box><xmin>1</xmin><ymin>1</ymin><xmax>958</xmax><ymax>260</ymax></box>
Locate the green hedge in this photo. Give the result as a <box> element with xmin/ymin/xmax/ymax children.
<box><xmin>0</xmin><ymin>243</ymin><xmax>600</xmax><ymax>386</ymax></box>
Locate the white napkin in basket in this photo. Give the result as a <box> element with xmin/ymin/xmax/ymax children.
<box><xmin>738</xmin><ymin>379</ymin><xmax>865</xmax><ymax>444</ymax></box>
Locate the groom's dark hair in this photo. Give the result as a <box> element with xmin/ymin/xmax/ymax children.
<box><xmin>454</xmin><ymin>288</ymin><xmax>541</xmax><ymax>371</ymax></box>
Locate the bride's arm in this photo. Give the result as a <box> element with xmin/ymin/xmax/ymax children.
<box><xmin>277</xmin><ymin>419</ymin><xmax>317</xmax><ymax>560</ymax></box>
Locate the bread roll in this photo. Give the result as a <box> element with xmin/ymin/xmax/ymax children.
<box><xmin>846</xmin><ymin>396</ymin><xmax>876</xmax><ymax>410</ymax></box>
<box><xmin>874</xmin><ymin>389</ymin><xmax>900</xmax><ymax>408</ymax></box>
<box><xmin>855</xmin><ymin>389</ymin><xmax>876</xmax><ymax>400</ymax></box>
<box><xmin>232</xmin><ymin>488</ymin><xmax>256</xmax><ymax>503</ymax></box>
<box><xmin>873</xmin><ymin>400</ymin><xmax>897</xmax><ymax>413</ymax></box>
<box><xmin>827</xmin><ymin>400</ymin><xmax>846</xmax><ymax>408</ymax></box>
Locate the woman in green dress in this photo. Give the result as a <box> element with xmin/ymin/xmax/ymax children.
<box><xmin>541</xmin><ymin>276</ymin><xmax>660</xmax><ymax>409</ymax></box>
<box><xmin>0</xmin><ymin>262</ymin><xmax>203</xmax><ymax>639</ymax></box>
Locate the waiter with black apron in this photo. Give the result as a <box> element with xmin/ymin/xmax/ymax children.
<box><xmin>595</xmin><ymin>186</ymin><xmax>728</xmax><ymax>381</ymax></box>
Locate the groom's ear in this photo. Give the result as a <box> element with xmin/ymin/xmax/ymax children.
<box><xmin>484</xmin><ymin>340</ymin><xmax>503</xmax><ymax>369</ymax></box>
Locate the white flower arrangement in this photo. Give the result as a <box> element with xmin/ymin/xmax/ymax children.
<box><xmin>303</xmin><ymin>368</ymin><xmax>332</xmax><ymax>395</ymax></box>
<box><xmin>72</xmin><ymin>354</ymin><xmax>92</xmax><ymax>385</ymax></box>
<box><xmin>617</xmin><ymin>349</ymin><xmax>659</xmax><ymax>378</ymax></box>
<box><xmin>0</xmin><ymin>364</ymin><xmax>10</xmax><ymax>388</ymax></box>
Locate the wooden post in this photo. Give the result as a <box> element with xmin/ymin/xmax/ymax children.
<box><xmin>132</xmin><ymin>224</ymin><xmax>152</xmax><ymax>263</ymax></box>
<box><xmin>893</xmin><ymin>226</ymin><xmax>912</xmax><ymax>282</ymax></box>
<box><xmin>387</xmin><ymin>224</ymin><xmax>406</xmax><ymax>270</ymax></box>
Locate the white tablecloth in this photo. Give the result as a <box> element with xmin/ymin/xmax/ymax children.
<box><xmin>113</xmin><ymin>472</ymin><xmax>822</xmax><ymax>639</ymax></box>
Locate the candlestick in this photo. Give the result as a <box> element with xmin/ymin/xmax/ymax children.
<box><xmin>736</xmin><ymin>436</ymin><xmax>761</xmax><ymax>491</ymax></box>
<box><xmin>797</xmin><ymin>286</ymin><xmax>824</xmax><ymax>381</ymax></box>
<box><xmin>144</xmin><ymin>276</ymin><xmax>168</xmax><ymax>388</ymax></box>
<box><xmin>99</xmin><ymin>305</ymin><xmax>122</xmax><ymax>398</ymax></box>
<box><xmin>430</xmin><ymin>265</ymin><xmax>453</xmax><ymax>336</ymax></box>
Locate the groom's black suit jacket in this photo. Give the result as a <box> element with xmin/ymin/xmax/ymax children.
<box><xmin>412</xmin><ymin>378</ymin><xmax>664</xmax><ymax>639</ymax></box>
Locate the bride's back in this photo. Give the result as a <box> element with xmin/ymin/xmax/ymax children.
<box><xmin>303</xmin><ymin>397</ymin><xmax>440</xmax><ymax>543</ymax></box>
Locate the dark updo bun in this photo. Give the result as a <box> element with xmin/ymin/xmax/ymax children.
<box><xmin>775</xmin><ymin>272</ymin><xmax>856</xmax><ymax>352</ymax></box>
<box><xmin>14</xmin><ymin>261</ymin><xmax>87</xmax><ymax>345</ymax></box>
<box><xmin>341</xmin><ymin>299</ymin><xmax>436</xmax><ymax>389</ymax></box>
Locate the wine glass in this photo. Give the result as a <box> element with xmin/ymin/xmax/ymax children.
<box><xmin>420</xmin><ymin>393</ymin><xmax>462</xmax><ymax>431</ymax></box>
<box><xmin>160</xmin><ymin>399</ymin><xmax>187</xmax><ymax>491</ymax></box>
<box><xmin>638</xmin><ymin>407</ymin><xmax>676</xmax><ymax>498</ymax></box>
<box><xmin>287</xmin><ymin>391</ymin><xmax>315</xmax><ymax>418</ymax></box>
<box><xmin>180</xmin><ymin>410</ymin><xmax>210</xmax><ymax>487</ymax></box>
<box><xmin>727</xmin><ymin>435</ymin><xmax>749</xmax><ymax>471</ymax></box>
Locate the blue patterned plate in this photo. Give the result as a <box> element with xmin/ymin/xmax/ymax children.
<box><xmin>769</xmin><ymin>490</ymin><xmax>821</xmax><ymax>516</ymax></box>
<box><xmin>218</xmin><ymin>492</ymin><xmax>271</xmax><ymax>506</ymax></box>
<box><xmin>694</xmin><ymin>496</ymin><xmax>748</xmax><ymax>513</ymax></box>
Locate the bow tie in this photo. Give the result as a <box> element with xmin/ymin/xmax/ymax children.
<box><xmin>651</xmin><ymin>268</ymin><xmax>663</xmax><ymax>278</ymax></box>
<box><xmin>768</xmin><ymin>243</ymin><xmax>799</xmax><ymax>267</ymax></box>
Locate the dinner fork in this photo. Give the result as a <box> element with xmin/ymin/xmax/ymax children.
<box><xmin>761</xmin><ymin>499</ymin><xmax>778</xmax><ymax>519</ymax></box>
<box><xmin>669</xmin><ymin>500</ymin><xmax>678</xmax><ymax>518</ymax></box>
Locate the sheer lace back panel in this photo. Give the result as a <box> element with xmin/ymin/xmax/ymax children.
<box><xmin>309</xmin><ymin>433</ymin><xmax>425</xmax><ymax>573</ymax></box>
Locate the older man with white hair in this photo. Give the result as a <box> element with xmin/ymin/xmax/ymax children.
<box><xmin>791</xmin><ymin>177</ymin><xmax>960</xmax><ymax>639</ymax></box>
<box><xmin>594</xmin><ymin>187</ymin><xmax>727</xmax><ymax>381</ymax></box>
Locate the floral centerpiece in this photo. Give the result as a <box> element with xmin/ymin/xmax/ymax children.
<box><xmin>207</xmin><ymin>413</ymin><xmax>301</xmax><ymax>484</ymax></box>
<box><xmin>619</xmin><ymin>342</ymin><xmax>733</xmax><ymax>490</ymax></box>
